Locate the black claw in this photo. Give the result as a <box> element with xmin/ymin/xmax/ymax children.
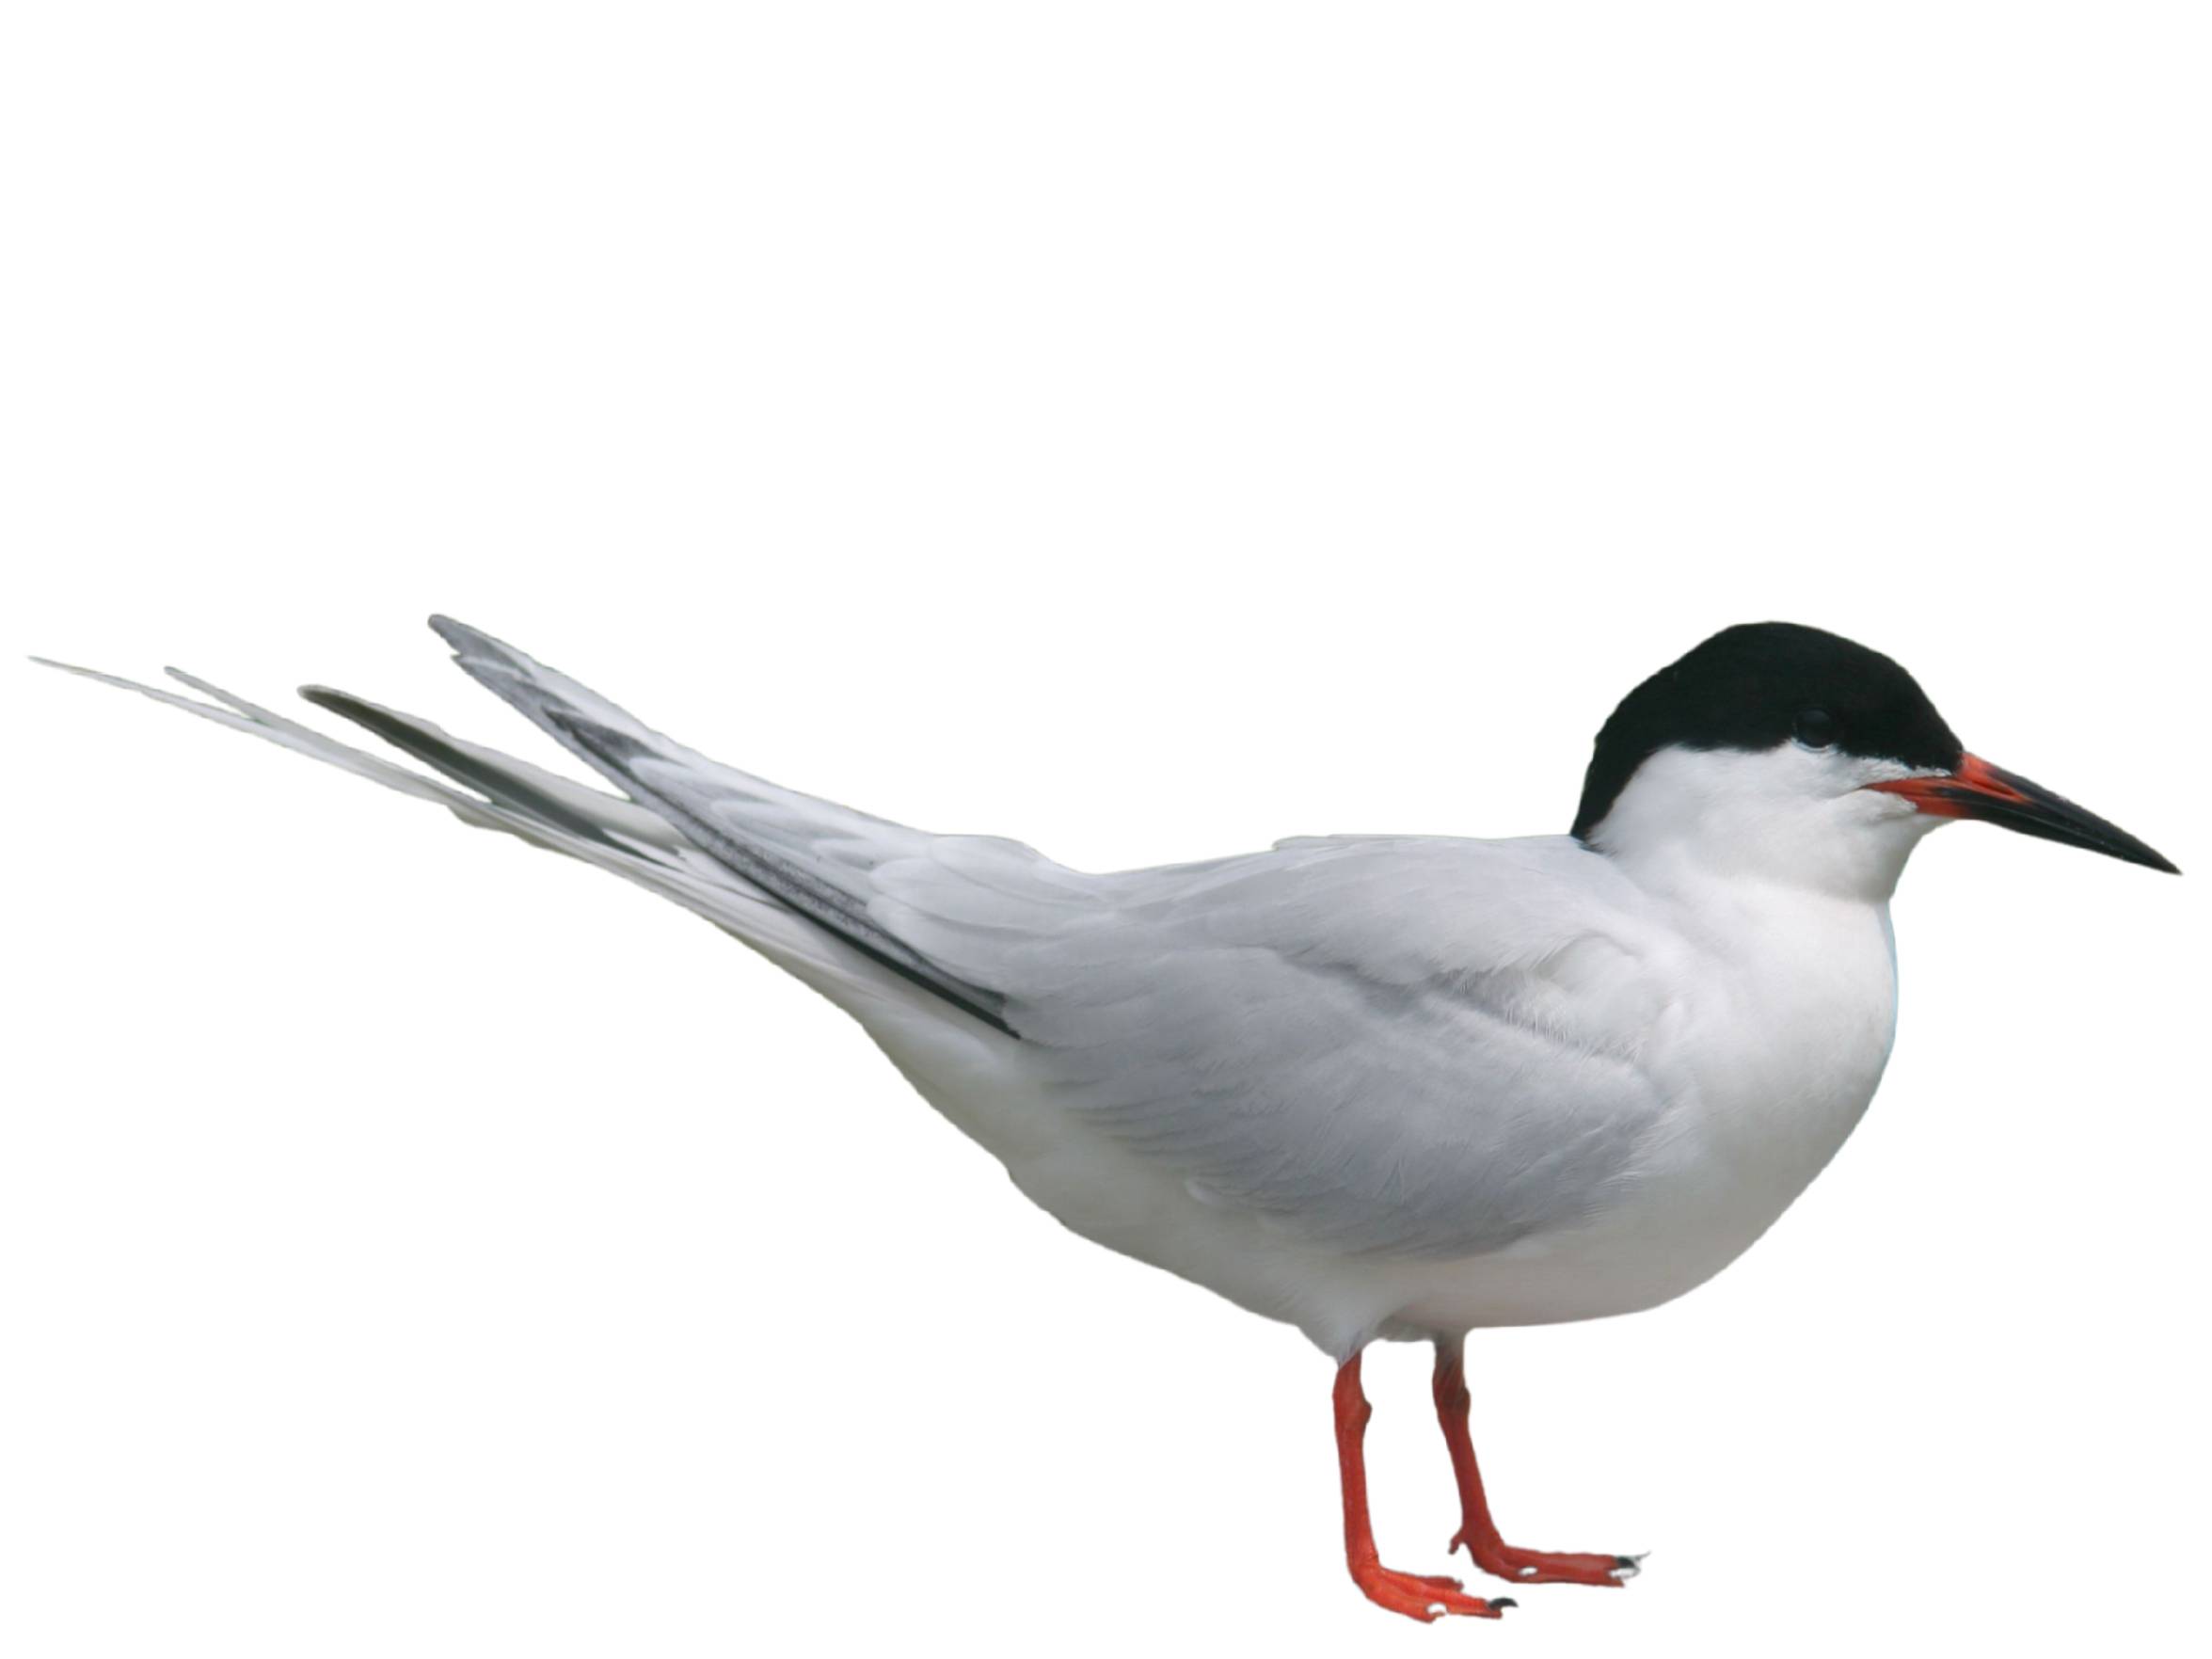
<box><xmin>1492</xmin><ymin>1598</ymin><xmax>1518</xmax><ymax>1612</ymax></box>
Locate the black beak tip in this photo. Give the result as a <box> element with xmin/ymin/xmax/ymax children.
<box><xmin>1946</xmin><ymin>761</ymin><xmax>2181</xmax><ymax>877</ymax></box>
<box><xmin>2060</xmin><ymin>825</ymin><xmax>2178</xmax><ymax>877</ymax></box>
<box><xmin>2089</xmin><ymin>816</ymin><xmax>2181</xmax><ymax>876</ymax></box>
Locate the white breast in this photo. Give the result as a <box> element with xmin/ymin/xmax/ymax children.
<box><xmin>1383</xmin><ymin>882</ymin><xmax>1904</xmax><ymax>1337</ymax></box>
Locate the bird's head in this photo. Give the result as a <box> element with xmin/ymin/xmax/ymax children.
<box><xmin>1574</xmin><ymin>622</ymin><xmax>2177</xmax><ymax>899</ymax></box>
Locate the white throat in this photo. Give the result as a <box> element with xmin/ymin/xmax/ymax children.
<box><xmin>1586</xmin><ymin>743</ymin><xmax>1944</xmax><ymax>903</ymax></box>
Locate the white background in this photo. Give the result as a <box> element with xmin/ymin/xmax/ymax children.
<box><xmin>6</xmin><ymin>6</ymin><xmax>2206</xmax><ymax>1655</ymax></box>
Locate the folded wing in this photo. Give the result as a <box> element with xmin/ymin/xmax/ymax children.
<box><xmin>875</xmin><ymin>834</ymin><xmax>1680</xmax><ymax>1258</ymax></box>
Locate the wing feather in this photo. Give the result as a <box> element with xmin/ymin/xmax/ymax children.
<box><xmin>876</xmin><ymin>835</ymin><xmax>1679</xmax><ymax>1259</ymax></box>
<box><xmin>427</xmin><ymin>616</ymin><xmax>1019</xmax><ymax>1035</ymax></box>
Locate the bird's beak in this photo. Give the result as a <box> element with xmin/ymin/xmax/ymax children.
<box><xmin>1868</xmin><ymin>754</ymin><xmax>2179</xmax><ymax>873</ymax></box>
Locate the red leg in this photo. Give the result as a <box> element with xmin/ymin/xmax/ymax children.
<box><xmin>1432</xmin><ymin>1339</ymin><xmax>1641</xmax><ymax>1588</ymax></box>
<box><xmin>1333</xmin><ymin>1352</ymin><xmax>1511</xmax><ymax>1621</ymax></box>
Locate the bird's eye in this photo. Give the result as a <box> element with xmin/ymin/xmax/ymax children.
<box><xmin>1792</xmin><ymin>708</ymin><xmax>1839</xmax><ymax>750</ymax></box>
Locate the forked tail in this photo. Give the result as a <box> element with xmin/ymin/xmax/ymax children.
<box><xmin>34</xmin><ymin>619</ymin><xmax>1021</xmax><ymax>1037</ymax></box>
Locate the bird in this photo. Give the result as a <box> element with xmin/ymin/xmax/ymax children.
<box><xmin>38</xmin><ymin>617</ymin><xmax>2177</xmax><ymax>1623</ymax></box>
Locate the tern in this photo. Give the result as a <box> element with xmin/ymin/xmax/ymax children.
<box><xmin>40</xmin><ymin>618</ymin><xmax>2176</xmax><ymax>1622</ymax></box>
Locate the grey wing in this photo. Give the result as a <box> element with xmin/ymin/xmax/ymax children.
<box><xmin>875</xmin><ymin>835</ymin><xmax>1683</xmax><ymax>1260</ymax></box>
